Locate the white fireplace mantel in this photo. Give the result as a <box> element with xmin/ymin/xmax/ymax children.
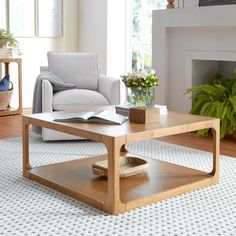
<box><xmin>152</xmin><ymin>5</ymin><xmax>236</xmax><ymax>112</ymax></box>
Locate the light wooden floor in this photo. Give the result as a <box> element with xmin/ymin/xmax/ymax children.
<box><xmin>0</xmin><ymin>112</ymin><xmax>235</xmax><ymax>158</ymax></box>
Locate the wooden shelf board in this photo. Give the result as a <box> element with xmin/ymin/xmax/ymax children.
<box><xmin>0</xmin><ymin>107</ymin><xmax>21</xmax><ymax>116</ymax></box>
<box><xmin>28</xmin><ymin>155</ymin><xmax>212</xmax><ymax>211</ymax></box>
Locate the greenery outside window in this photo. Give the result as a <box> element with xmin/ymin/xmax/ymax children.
<box><xmin>131</xmin><ymin>0</ymin><xmax>166</xmax><ymax>71</ymax></box>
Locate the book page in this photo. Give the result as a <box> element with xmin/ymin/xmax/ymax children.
<box><xmin>54</xmin><ymin>111</ymin><xmax>95</xmax><ymax>122</ymax></box>
<box><xmin>88</xmin><ymin>110</ymin><xmax>128</xmax><ymax>125</ymax></box>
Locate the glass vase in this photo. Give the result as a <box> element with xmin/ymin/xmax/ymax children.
<box><xmin>126</xmin><ymin>87</ymin><xmax>155</xmax><ymax>107</ymax></box>
<box><xmin>0</xmin><ymin>40</ymin><xmax>7</xmax><ymax>48</ymax></box>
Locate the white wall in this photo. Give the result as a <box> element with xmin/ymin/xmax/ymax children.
<box><xmin>78</xmin><ymin>0</ymin><xmax>108</xmax><ymax>74</ymax></box>
<box><xmin>107</xmin><ymin>0</ymin><xmax>131</xmax><ymax>77</ymax></box>
<box><xmin>77</xmin><ymin>0</ymin><xmax>130</xmax><ymax>104</ymax></box>
<box><xmin>175</xmin><ymin>0</ymin><xmax>199</xmax><ymax>8</ymax></box>
<box><xmin>77</xmin><ymin>0</ymin><xmax>130</xmax><ymax>77</ymax></box>
<box><xmin>11</xmin><ymin>0</ymin><xmax>78</xmax><ymax>108</ymax></box>
<box><xmin>183</xmin><ymin>0</ymin><xmax>199</xmax><ymax>8</ymax></box>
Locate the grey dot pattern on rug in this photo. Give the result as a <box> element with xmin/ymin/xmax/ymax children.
<box><xmin>0</xmin><ymin>134</ymin><xmax>236</xmax><ymax>236</ymax></box>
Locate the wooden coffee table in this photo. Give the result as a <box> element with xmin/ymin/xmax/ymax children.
<box><xmin>22</xmin><ymin>106</ymin><xmax>220</xmax><ymax>215</ymax></box>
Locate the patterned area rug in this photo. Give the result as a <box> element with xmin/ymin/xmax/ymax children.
<box><xmin>0</xmin><ymin>134</ymin><xmax>236</xmax><ymax>236</ymax></box>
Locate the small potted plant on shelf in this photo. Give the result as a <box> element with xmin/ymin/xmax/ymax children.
<box><xmin>0</xmin><ymin>29</ymin><xmax>22</xmax><ymax>56</ymax></box>
<box><xmin>121</xmin><ymin>69</ymin><xmax>159</xmax><ymax>107</ymax></box>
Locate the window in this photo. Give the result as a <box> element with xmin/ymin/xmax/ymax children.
<box><xmin>131</xmin><ymin>0</ymin><xmax>166</xmax><ymax>71</ymax></box>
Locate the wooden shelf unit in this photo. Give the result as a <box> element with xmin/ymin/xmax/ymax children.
<box><xmin>0</xmin><ymin>57</ymin><xmax>22</xmax><ymax>116</ymax></box>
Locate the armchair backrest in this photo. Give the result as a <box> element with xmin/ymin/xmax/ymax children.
<box><xmin>47</xmin><ymin>52</ymin><xmax>98</xmax><ymax>90</ymax></box>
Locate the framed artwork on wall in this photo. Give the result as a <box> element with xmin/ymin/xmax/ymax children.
<box><xmin>9</xmin><ymin>0</ymin><xmax>36</xmax><ymax>37</ymax></box>
<box><xmin>0</xmin><ymin>0</ymin><xmax>7</xmax><ymax>29</ymax></box>
<box><xmin>199</xmin><ymin>0</ymin><xmax>236</xmax><ymax>6</ymax></box>
<box><xmin>37</xmin><ymin>0</ymin><xmax>63</xmax><ymax>37</ymax></box>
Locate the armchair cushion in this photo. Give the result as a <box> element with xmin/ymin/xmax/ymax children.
<box><xmin>47</xmin><ymin>52</ymin><xmax>98</xmax><ymax>90</ymax></box>
<box><xmin>53</xmin><ymin>89</ymin><xmax>109</xmax><ymax>111</ymax></box>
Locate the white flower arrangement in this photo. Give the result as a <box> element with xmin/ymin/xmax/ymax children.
<box><xmin>121</xmin><ymin>69</ymin><xmax>159</xmax><ymax>89</ymax></box>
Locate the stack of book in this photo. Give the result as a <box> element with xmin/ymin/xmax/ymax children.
<box><xmin>115</xmin><ymin>104</ymin><xmax>168</xmax><ymax>117</ymax></box>
<box><xmin>0</xmin><ymin>48</ymin><xmax>12</xmax><ymax>57</ymax></box>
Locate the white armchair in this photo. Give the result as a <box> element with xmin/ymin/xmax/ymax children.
<box><xmin>40</xmin><ymin>52</ymin><xmax>120</xmax><ymax>141</ymax></box>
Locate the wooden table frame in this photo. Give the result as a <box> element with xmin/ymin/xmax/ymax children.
<box><xmin>22</xmin><ymin>109</ymin><xmax>220</xmax><ymax>215</ymax></box>
<box><xmin>0</xmin><ymin>57</ymin><xmax>22</xmax><ymax>116</ymax></box>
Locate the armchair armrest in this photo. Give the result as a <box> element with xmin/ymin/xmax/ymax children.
<box><xmin>42</xmin><ymin>80</ymin><xmax>53</xmax><ymax>112</ymax></box>
<box><xmin>98</xmin><ymin>74</ymin><xmax>120</xmax><ymax>105</ymax></box>
<box><xmin>40</xmin><ymin>66</ymin><xmax>49</xmax><ymax>72</ymax></box>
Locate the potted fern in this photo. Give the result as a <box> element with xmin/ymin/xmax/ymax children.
<box><xmin>185</xmin><ymin>70</ymin><xmax>236</xmax><ymax>139</ymax></box>
<box><xmin>0</xmin><ymin>29</ymin><xmax>21</xmax><ymax>55</ymax></box>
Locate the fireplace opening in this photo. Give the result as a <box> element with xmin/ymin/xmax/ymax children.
<box><xmin>187</xmin><ymin>59</ymin><xmax>236</xmax><ymax>111</ymax></box>
<box><xmin>192</xmin><ymin>60</ymin><xmax>236</xmax><ymax>87</ymax></box>
<box><xmin>189</xmin><ymin>59</ymin><xmax>236</xmax><ymax>138</ymax></box>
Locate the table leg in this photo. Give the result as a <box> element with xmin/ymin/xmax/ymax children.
<box><xmin>22</xmin><ymin>117</ymin><xmax>31</xmax><ymax>178</ymax></box>
<box><xmin>103</xmin><ymin>136</ymin><xmax>126</xmax><ymax>215</ymax></box>
<box><xmin>4</xmin><ymin>62</ymin><xmax>9</xmax><ymax>75</ymax></box>
<box><xmin>121</xmin><ymin>144</ymin><xmax>128</xmax><ymax>153</ymax></box>
<box><xmin>211</xmin><ymin>120</ymin><xmax>220</xmax><ymax>183</ymax></box>
<box><xmin>17</xmin><ymin>60</ymin><xmax>23</xmax><ymax>113</ymax></box>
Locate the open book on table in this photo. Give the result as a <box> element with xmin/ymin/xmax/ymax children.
<box><xmin>53</xmin><ymin>110</ymin><xmax>128</xmax><ymax>125</ymax></box>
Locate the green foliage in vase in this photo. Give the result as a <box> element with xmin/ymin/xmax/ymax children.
<box><xmin>0</xmin><ymin>29</ymin><xmax>22</xmax><ymax>55</ymax></box>
<box><xmin>185</xmin><ymin>71</ymin><xmax>236</xmax><ymax>139</ymax></box>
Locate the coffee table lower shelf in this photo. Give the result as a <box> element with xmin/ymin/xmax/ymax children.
<box><xmin>28</xmin><ymin>155</ymin><xmax>216</xmax><ymax>214</ymax></box>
